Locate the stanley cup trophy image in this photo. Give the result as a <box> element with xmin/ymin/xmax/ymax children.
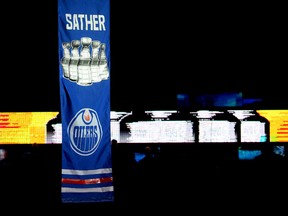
<box><xmin>61</xmin><ymin>42</ymin><xmax>71</xmax><ymax>79</ymax></box>
<box><xmin>77</xmin><ymin>37</ymin><xmax>92</xmax><ymax>86</ymax></box>
<box><xmin>69</xmin><ymin>40</ymin><xmax>81</xmax><ymax>82</ymax></box>
<box><xmin>60</xmin><ymin>37</ymin><xmax>109</xmax><ymax>86</ymax></box>
<box><xmin>91</xmin><ymin>40</ymin><xmax>102</xmax><ymax>83</ymax></box>
<box><xmin>98</xmin><ymin>43</ymin><xmax>109</xmax><ymax>80</ymax></box>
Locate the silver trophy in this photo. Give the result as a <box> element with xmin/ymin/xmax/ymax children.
<box><xmin>77</xmin><ymin>37</ymin><xmax>92</xmax><ymax>86</ymax></box>
<box><xmin>91</xmin><ymin>40</ymin><xmax>102</xmax><ymax>83</ymax></box>
<box><xmin>98</xmin><ymin>43</ymin><xmax>109</xmax><ymax>80</ymax></box>
<box><xmin>69</xmin><ymin>40</ymin><xmax>81</xmax><ymax>82</ymax></box>
<box><xmin>61</xmin><ymin>42</ymin><xmax>71</xmax><ymax>79</ymax></box>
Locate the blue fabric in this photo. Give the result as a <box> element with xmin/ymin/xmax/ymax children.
<box><xmin>58</xmin><ymin>0</ymin><xmax>113</xmax><ymax>203</ymax></box>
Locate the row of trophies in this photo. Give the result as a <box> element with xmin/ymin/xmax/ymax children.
<box><xmin>60</xmin><ymin>37</ymin><xmax>109</xmax><ymax>86</ymax></box>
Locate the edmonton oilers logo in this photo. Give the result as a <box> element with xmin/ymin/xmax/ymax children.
<box><xmin>68</xmin><ymin>108</ymin><xmax>103</xmax><ymax>156</ymax></box>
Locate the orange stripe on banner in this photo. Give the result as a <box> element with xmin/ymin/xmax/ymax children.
<box><xmin>277</xmin><ymin>132</ymin><xmax>288</xmax><ymax>134</ymax></box>
<box><xmin>62</xmin><ymin>177</ymin><xmax>113</xmax><ymax>185</ymax></box>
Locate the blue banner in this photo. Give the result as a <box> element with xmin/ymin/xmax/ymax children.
<box><xmin>58</xmin><ymin>0</ymin><xmax>113</xmax><ymax>203</ymax></box>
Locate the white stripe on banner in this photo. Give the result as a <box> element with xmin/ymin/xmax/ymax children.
<box><xmin>62</xmin><ymin>168</ymin><xmax>112</xmax><ymax>175</ymax></box>
<box><xmin>62</xmin><ymin>186</ymin><xmax>114</xmax><ymax>193</ymax></box>
<box><xmin>58</xmin><ymin>0</ymin><xmax>113</xmax><ymax>203</ymax></box>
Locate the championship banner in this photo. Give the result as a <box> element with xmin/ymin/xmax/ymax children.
<box><xmin>58</xmin><ymin>0</ymin><xmax>113</xmax><ymax>203</ymax></box>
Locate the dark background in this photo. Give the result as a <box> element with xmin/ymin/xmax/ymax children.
<box><xmin>1</xmin><ymin>1</ymin><xmax>286</xmax><ymax>112</ymax></box>
<box><xmin>0</xmin><ymin>1</ymin><xmax>287</xmax><ymax>211</ymax></box>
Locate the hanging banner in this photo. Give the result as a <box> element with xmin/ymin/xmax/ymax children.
<box><xmin>58</xmin><ymin>0</ymin><xmax>113</xmax><ymax>203</ymax></box>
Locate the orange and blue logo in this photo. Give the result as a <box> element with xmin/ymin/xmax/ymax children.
<box><xmin>68</xmin><ymin>108</ymin><xmax>103</xmax><ymax>156</ymax></box>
